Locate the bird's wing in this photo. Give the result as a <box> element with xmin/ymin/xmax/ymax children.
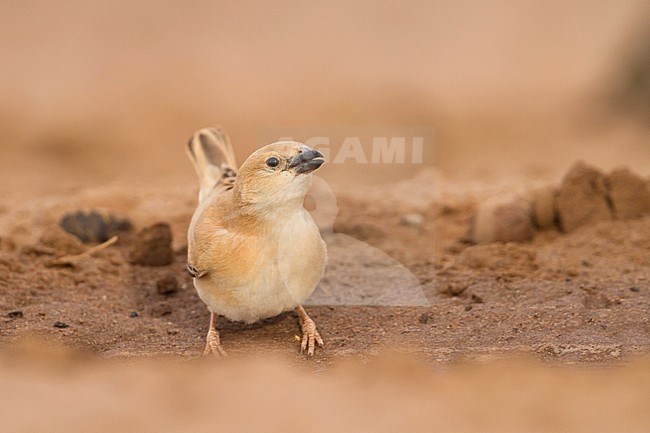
<box><xmin>186</xmin><ymin>126</ymin><xmax>238</xmax><ymax>202</ymax></box>
<box><xmin>186</xmin><ymin>194</ymin><xmax>233</xmax><ymax>279</ymax></box>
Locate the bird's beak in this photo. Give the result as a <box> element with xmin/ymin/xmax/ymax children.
<box><xmin>288</xmin><ymin>149</ymin><xmax>325</xmax><ymax>174</ymax></box>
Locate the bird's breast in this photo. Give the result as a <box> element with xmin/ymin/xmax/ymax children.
<box><xmin>194</xmin><ymin>209</ymin><xmax>326</xmax><ymax>323</ymax></box>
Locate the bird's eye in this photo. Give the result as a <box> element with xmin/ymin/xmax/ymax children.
<box><xmin>266</xmin><ymin>157</ymin><xmax>280</xmax><ymax>168</ymax></box>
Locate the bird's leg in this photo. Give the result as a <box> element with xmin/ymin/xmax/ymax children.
<box><xmin>295</xmin><ymin>305</ymin><xmax>324</xmax><ymax>356</ymax></box>
<box><xmin>202</xmin><ymin>312</ymin><xmax>227</xmax><ymax>357</ymax></box>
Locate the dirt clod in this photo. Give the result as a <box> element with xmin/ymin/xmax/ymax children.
<box><xmin>129</xmin><ymin>222</ymin><xmax>173</xmax><ymax>266</ymax></box>
<box><xmin>530</xmin><ymin>186</ymin><xmax>557</xmax><ymax>229</ymax></box>
<box><xmin>156</xmin><ymin>273</ymin><xmax>179</xmax><ymax>295</ymax></box>
<box><xmin>472</xmin><ymin>197</ymin><xmax>534</xmax><ymax>243</ymax></box>
<box><xmin>556</xmin><ymin>162</ymin><xmax>612</xmax><ymax>232</ymax></box>
<box><xmin>607</xmin><ymin>167</ymin><xmax>650</xmax><ymax>219</ymax></box>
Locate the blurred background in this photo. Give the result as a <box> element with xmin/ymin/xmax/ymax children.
<box><xmin>1</xmin><ymin>0</ymin><xmax>648</xmax><ymax>202</ymax></box>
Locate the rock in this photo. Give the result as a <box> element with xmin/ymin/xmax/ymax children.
<box><xmin>472</xmin><ymin>197</ymin><xmax>534</xmax><ymax>244</ymax></box>
<box><xmin>53</xmin><ymin>321</ymin><xmax>69</xmax><ymax>329</ymax></box>
<box><xmin>7</xmin><ymin>310</ymin><xmax>23</xmax><ymax>319</ymax></box>
<box><xmin>156</xmin><ymin>273</ymin><xmax>179</xmax><ymax>295</ymax></box>
<box><xmin>556</xmin><ymin>161</ymin><xmax>612</xmax><ymax>232</ymax></box>
<box><xmin>129</xmin><ymin>222</ymin><xmax>173</xmax><ymax>266</ymax></box>
<box><xmin>529</xmin><ymin>186</ymin><xmax>557</xmax><ymax>229</ymax></box>
<box><xmin>60</xmin><ymin>210</ymin><xmax>132</xmax><ymax>243</ymax></box>
<box><xmin>607</xmin><ymin>167</ymin><xmax>650</xmax><ymax>219</ymax></box>
<box><xmin>400</xmin><ymin>213</ymin><xmax>425</xmax><ymax>227</ymax></box>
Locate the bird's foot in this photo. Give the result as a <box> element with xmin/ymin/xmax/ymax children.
<box><xmin>202</xmin><ymin>314</ymin><xmax>227</xmax><ymax>357</ymax></box>
<box><xmin>296</xmin><ymin>306</ymin><xmax>324</xmax><ymax>357</ymax></box>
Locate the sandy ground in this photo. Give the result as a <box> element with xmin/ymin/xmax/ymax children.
<box><xmin>0</xmin><ymin>173</ymin><xmax>649</xmax><ymax>432</ymax></box>
<box><xmin>2</xmin><ymin>137</ymin><xmax>650</xmax><ymax>430</ymax></box>
<box><xmin>0</xmin><ymin>160</ymin><xmax>648</xmax><ymax>362</ymax></box>
<box><xmin>0</xmin><ymin>169</ymin><xmax>648</xmax><ymax>363</ymax></box>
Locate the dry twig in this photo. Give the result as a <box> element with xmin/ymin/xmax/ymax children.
<box><xmin>48</xmin><ymin>236</ymin><xmax>118</xmax><ymax>267</ymax></box>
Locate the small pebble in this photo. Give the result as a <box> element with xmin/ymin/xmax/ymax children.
<box><xmin>53</xmin><ymin>321</ymin><xmax>69</xmax><ymax>329</ymax></box>
<box><xmin>629</xmin><ymin>286</ymin><xmax>640</xmax><ymax>292</ymax></box>
<box><xmin>400</xmin><ymin>213</ymin><xmax>425</xmax><ymax>227</ymax></box>
<box><xmin>8</xmin><ymin>310</ymin><xmax>23</xmax><ymax>319</ymax></box>
<box><xmin>445</xmin><ymin>282</ymin><xmax>467</xmax><ymax>296</ymax></box>
<box><xmin>129</xmin><ymin>311</ymin><xmax>140</xmax><ymax>318</ymax></box>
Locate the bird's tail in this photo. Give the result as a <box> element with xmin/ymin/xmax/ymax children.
<box><xmin>186</xmin><ymin>126</ymin><xmax>238</xmax><ymax>202</ymax></box>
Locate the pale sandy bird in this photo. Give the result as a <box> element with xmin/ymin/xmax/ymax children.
<box><xmin>185</xmin><ymin>127</ymin><xmax>327</xmax><ymax>356</ymax></box>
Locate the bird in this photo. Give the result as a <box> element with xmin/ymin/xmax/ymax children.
<box><xmin>185</xmin><ymin>126</ymin><xmax>327</xmax><ymax>357</ymax></box>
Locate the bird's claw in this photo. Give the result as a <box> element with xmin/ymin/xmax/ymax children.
<box><xmin>203</xmin><ymin>328</ymin><xmax>228</xmax><ymax>357</ymax></box>
<box><xmin>300</xmin><ymin>317</ymin><xmax>324</xmax><ymax>357</ymax></box>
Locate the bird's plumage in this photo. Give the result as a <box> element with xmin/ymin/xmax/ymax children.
<box><xmin>186</xmin><ymin>127</ymin><xmax>237</xmax><ymax>202</ymax></box>
<box><xmin>186</xmin><ymin>127</ymin><xmax>327</xmax><ymax>333</ymax></box>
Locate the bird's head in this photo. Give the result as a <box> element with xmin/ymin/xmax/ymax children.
<box><xmin>234</xmin><ymin>141</ymin><xmax>325</xmax><ymax>210</ymax></box>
